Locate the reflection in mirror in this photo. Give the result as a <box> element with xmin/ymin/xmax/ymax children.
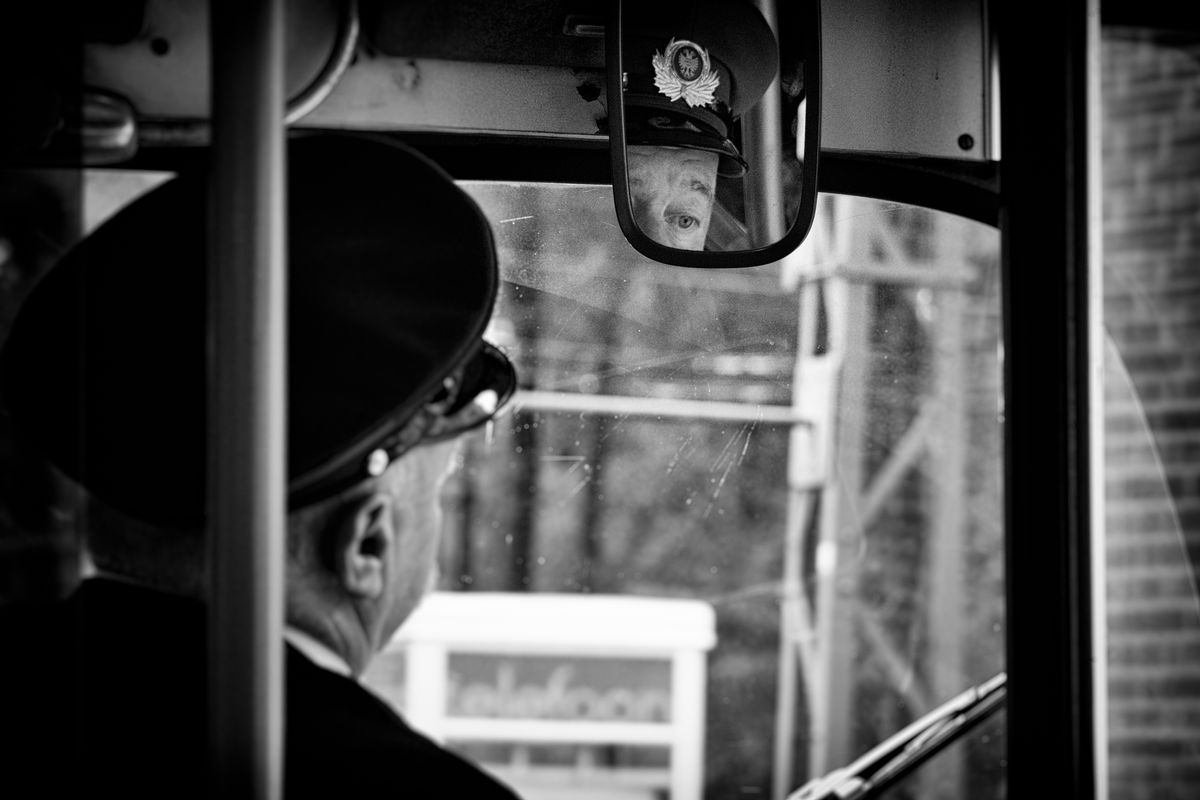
<box><xmin>618</xmin><ymin>0</ymin><xmax>809</xmax><ymax>255</ymax></box>
<box><xmin>627</xmin><ymin>145</ymin><xmax>718</xmax><ymax>250</ymax></box>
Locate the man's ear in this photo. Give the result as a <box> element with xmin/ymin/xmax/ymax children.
<box><xmin>333</xmin><ymin>493</ymin><xmax>397</xmax><ymax>599</ymax></box>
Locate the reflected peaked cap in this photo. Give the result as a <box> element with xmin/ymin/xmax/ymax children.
<box><xmin>622</xmin><ymin>0</ymin><xmax>778</xmax><ymax>177</ymax></box>
<box><xmin>0</xmin><ymin>133</ymin><xmax>515</xmax><ymax>529</ymax></box>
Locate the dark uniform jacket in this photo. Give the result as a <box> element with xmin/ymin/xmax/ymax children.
<box><xmin>0</xmin><ymin>578</ymin><xmax>520</xmax><ymax>799</ymax></box>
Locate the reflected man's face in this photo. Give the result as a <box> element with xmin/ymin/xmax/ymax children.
<box><xmin>628</xmin><ymin>146</ymin><xmax>719</xmax><ymax>251</ymax></box>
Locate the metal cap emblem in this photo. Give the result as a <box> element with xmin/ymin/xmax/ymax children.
<box><xmin>652</xmin><ymin>39</ymin><xmax>720</xmax><ymax>109</ymax></box>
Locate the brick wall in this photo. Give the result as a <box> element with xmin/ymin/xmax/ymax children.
<box><xmin>1102</xmin><ymin>28</ymin><xmax>1200</xmax><ymax>799</ymax></box>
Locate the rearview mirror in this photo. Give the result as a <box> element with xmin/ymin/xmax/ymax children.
<box><xmin>607</xmin><ymin>0</ymin><xmax>820</xmax><ymax>268</ymax></box>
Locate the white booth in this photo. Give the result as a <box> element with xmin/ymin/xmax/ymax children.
<box><xmin>362</xmin><ymin>592</ymin><xmax>717</xmax><ymax>800</ymax></box>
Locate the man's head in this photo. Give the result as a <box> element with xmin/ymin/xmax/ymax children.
<box><xmin>0</xmin><ymin>133</ymin><xmax>515</xmax><ymax>671</ymax></box>
<box><xmin>628</xmin><ymin>145</ymin><xmax>719</xmax><ymax>251</ymax></box>
<box><xmin>284</xmin><ymin>437</ymin><xmax>463</xmax><ymax>672</ymax></box>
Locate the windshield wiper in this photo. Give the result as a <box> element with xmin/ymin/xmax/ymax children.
<box><xmin>786</xmin><ymin>672</ymin><xmax>1007</xmax><ymax>800</ymax></box>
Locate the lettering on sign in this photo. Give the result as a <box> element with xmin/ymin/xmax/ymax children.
<box><xmin>447</xmin><ymin>654</ymin><xmax>672</xmax><ymax>723</ymax></box>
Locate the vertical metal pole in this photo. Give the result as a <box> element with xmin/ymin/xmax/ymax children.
<box><xmin>1000</xmin><ymin>0</ymin><xmax>1098</xmax><ymax>796</ymax></box>
<box><xmin>743</xmin><ymin>0</ymin><xmax>785</xmax><ymax>247</ymax></box>
<box><xmin>1084</xmin><ymin>5</ymin><xmax>1108</xmax><ymax>796</ymax></box>
<box><xmin>208</xmin><ymin>1</ymin><xmax>287</xmax><ymax>798</ymax></box>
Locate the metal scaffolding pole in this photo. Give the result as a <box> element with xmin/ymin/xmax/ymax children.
<box><xmin>809</xmin><ymin>196</ymin><xmax>871</xmax><ymax>776</ymax></box>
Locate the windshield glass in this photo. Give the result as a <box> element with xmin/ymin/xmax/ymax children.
<box><xmin>0</xmin><ymin>169</ymin><xmax>1005</xmax><ymax>799</ymax></box>
<box><xmin>364</xmin><ymin>182</ymin><xmax>1007</xmax><ymax>799</ymax></box>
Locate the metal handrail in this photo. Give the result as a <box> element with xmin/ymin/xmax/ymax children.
<box><xmin>208</xmin><ymin>0</ymin><xmax>287</xmax><ymax>797</ymax></box>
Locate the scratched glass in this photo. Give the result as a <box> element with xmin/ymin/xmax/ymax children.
<box><xmin>424</xmin><ymin>185</ymin><xmax>1007</xmax><ymax>800</ymax></box>
<box><xmin>66</xmin><ymin>171</ymin><xmax>1008</xmax><ymax>799</ymax></box>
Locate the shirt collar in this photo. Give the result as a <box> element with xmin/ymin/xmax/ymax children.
<box><xmin>284</xmin><ymin>626</ymin><xmax>355</xmax><ymax>679</ymax></box>
<box><xmin>87</xmin><ymin>571</ymin><xmax>356</xmax><ymax>679</ymax></box>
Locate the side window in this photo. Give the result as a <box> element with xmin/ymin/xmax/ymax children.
<box><xmin>1102</xmin><ymin>27</ymin><xmax>1200</xmax><ymax>799</ymax></box>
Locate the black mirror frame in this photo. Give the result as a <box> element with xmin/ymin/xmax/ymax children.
<box><xmin>606</xmin><ymin>0</ymin><xmax>822</xmax><ymax>268</ymax></box>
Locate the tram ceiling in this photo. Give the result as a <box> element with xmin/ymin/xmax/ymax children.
<box><xmin>1</xmin><ymin>0</ymin><xmax>1022</xmax><ymax>268</ymax></box>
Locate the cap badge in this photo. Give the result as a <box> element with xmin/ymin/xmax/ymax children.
<box><xmin>652</xmin><ymin>39</ymin><xmax>720</xmax><ymax>109</ymax></box>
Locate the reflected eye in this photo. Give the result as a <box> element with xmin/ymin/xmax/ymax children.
<box><xmin>671</xmin><ymin>214</ymin><xmax>698</xmax><ymax>230</ymax></box>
